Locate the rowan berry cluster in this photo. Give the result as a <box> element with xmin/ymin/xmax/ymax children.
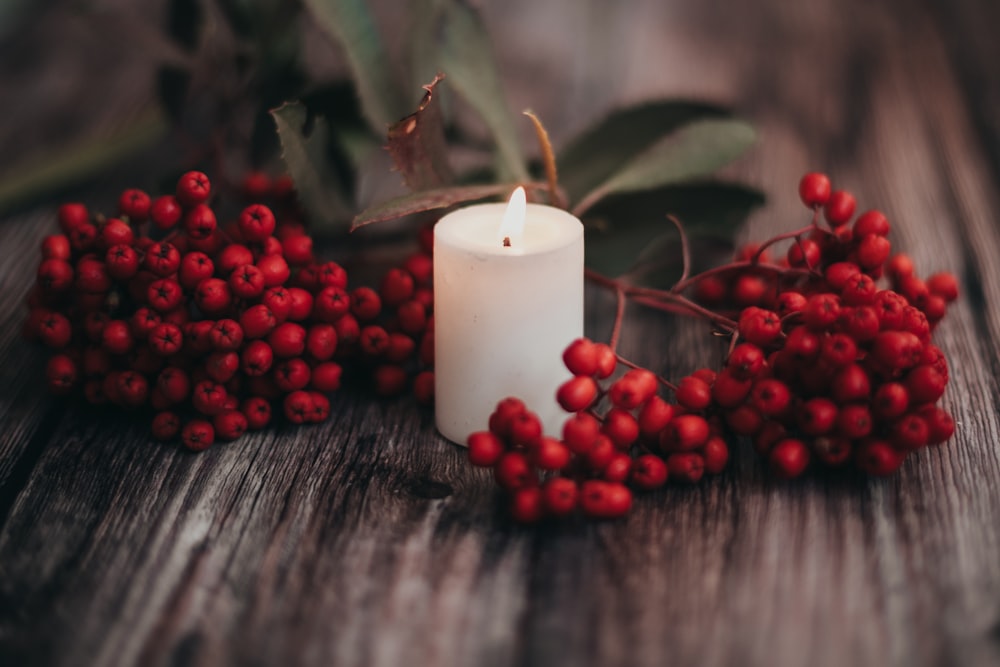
<box><xmin>695</xmin><ymin>172</ymin><xmax>957</xmax><ymax>478</ymax></box>
<box><xmin>26</xmin><ymin>171</ymin><xmax>396</xmax><ymax>451</ymax></box>
<box><xmin>466</xmin><ymin>339</ymin><xmax>727</xmax><ymax>522</ymax></box>
<box><xmin>472</xmin><ymin>172</ymin><xmax>958</xmax><ymax>521</ymax></box>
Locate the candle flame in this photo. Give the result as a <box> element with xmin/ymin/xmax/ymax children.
<box><xmin>497</xmin><ymin>186</ymin><xmax>526</xmax><ymax>248</ymax></box>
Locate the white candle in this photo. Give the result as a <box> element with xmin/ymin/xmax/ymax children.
<box><xmin>434</xmin><ymin>187</ymin><xmax>585</xmax><ymax>445</ymax></box>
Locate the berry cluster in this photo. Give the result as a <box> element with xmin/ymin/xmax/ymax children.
<box><xmin>26</xmin><ymin>171</ymin><xmax>356</xmax><ymax>450</ymax></box>
<box><xmin>342</xmin><ymin>226</ymin><xmax>435</xmax><ymax>403</ymax></box>
<box><xmin>693</xmin><ymin>173</ymin><xmax>956</xmax><ymax>477</ymax></box>
<box><xmin>466</xmin><ymin>340</ymin><xmax>728</xmax><ymax>522</ymax></box>
<box><xmin>469</xmin><ymin>172</ymin><xmax>958</xmax><ymax>522</ymax></box>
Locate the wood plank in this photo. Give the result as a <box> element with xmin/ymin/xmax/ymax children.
<box><xmin>2</xmin><ymin>0</ymin><xmax>1000</xmax><ymax>665</ymax></box>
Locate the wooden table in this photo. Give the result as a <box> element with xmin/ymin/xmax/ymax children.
<box><xmin>2</xmin><ymin>1</ymin><xmax>1000</xmax><ymax>665</ymax></box>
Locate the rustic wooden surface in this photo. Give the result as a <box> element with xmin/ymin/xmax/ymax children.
<box><xmin>2</xmin><ymin>0</ymin><xmax>1000</xmax><ymax>665</ymax></box>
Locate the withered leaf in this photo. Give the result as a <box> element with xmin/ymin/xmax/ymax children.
<box><xmin>386</xmin><ymin>73</ymin><xmax>454</xmax><ymax>191</ymax></box>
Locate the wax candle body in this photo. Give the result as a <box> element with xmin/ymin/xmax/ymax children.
<box><xmin>434</xmin><ymin>202</ymin><xmax>584</xmax><ymax>445</ymax></box>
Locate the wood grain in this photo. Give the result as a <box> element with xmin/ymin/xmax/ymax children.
<box><xmin>2</xmin><ymin>0</ymin><xmax>1000</xmax><ymax>666</ymax></box>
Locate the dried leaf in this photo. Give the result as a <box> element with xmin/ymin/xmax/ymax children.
<box><xmin>386</xmin><ymin>74</ymin><xmax>454</xmax><ymax>190</ymax></box>
<box><xmin>583</xmin><ymin>182</ymin><xmax>765</xmax><ymax>277</ymax></box>
<box><xmin>439</xmin><ymin>0</ymin><xmax>527</xmax><ymax>181</ymax></box>
<box><xmin>573</xmin><ymin>118</ymin><xmax>756</xmax><ymax>216</ymax></box>
<box><xmin>302</xmin><ymin>0</ymin><xmax>404</xmax><ymax>131</ymax></box>
<box><xmin>559</xmin><ymin>101</ymin><xmax>728</xmax><ymax>203</ymax></box>
<box><xmin>352</xmin><ymin>183</ymin><xmax>535</xmax><ymax>230</ymax></box>
<box><xmin>271</xmin><ymin>102</ymin><xmax>352</xmax><ymax>229</ymax></box>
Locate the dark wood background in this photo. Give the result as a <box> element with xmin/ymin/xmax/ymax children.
<box><xmin>2</xmin><ymin>1</ymin><xmax>1000</xmax><ymax>665</ymax></box>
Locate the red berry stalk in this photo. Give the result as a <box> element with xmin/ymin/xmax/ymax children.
<box><xmin>470</xmin><ymin>172</ymin><xmax>958</xmax><ymax>522</ymax></box>
<box><xmin>25</xmin><ymin>171</ymin><xmax>352</xmax><ymax>451</ymax></box>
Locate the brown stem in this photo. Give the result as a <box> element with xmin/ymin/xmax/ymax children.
<box><xmin>666</xmin><ymin>214</ymin><xmax>691</xmax><ymax>289</ymax></box>
<box><xmin>609</xmin><ymin>287</ymin><xmax>627</xmax><ymax>353</ymax></box>
<box><xmin>615</xmin><ymin>354</ymin><xmax>678</xmax><ymax>392</ymax></box>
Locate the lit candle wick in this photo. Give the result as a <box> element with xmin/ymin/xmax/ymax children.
<box><xmin>497</xmin><ymin>186</ymin><xmax>527</xmax><ymax>248</ymax></box>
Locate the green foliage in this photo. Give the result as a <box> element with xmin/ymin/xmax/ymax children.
<box><xmin>4</xmin><ymin>0</ymin><xmax>763</xmax><ymax>272</ymax></box>
<box><xmin>271</xmin><ymin>103</ymin><xmax>352</xmax><ymax>227</ymax></box>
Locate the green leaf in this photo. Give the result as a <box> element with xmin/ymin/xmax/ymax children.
<box><xmin>0</xmin><ymin>109</ymin><xmax>168</xmax><ymax>216</ymax></box>
<box><xmin>352</xmin><ymin>183</ymin><xmax>534</xmax><ymax>230</ymax></box>
<box><xmin>302</xmin><ymin>0</ymin><xmax>404</xmax><ymax>131</ymax></box>
<box><xmin>583</xmin><ymin>182</ymin><xmax>765</xmax><ymax>277</ymax></box>
<box><xmin>559</xmin><ymin>101</ymin><xmax>728</xmax><ymax>203</ymax></box>
<box><xmin>386</xmin><ymin>74</ymin><xmax>454</xmax><ymax>190</ymax></box>
<box><xmin>572</xmin><ymin>118</ymin><xmax>757</xmax><ymax>216</ymax></box>
<box><xmin>271</xmin><ymin>102</ymin><xmax>352</xmax><ymax>229</ymax></box>
<box><xmin>438</xmin><ymin>0</ymin><xmax>527</xmax><ymax>181</ymax></box>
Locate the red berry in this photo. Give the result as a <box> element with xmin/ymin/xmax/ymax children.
<box><xmin>150</xmin><ymin>195</ymin><xmax>183</xmax><ymax>230</ymax></box>
<box><xmin>195</xmin><ymin>278</ymin><xmax>232</xmax><ymax>314</ymax></box>
<box><xmin>273</xmin><ymin>358</ymin><xmax>311</xmax><ymax>392</ymax></box>
<box><xmin>853</xmin><ymin>210</ymin><xmax>890</xmax><ymax>237</ymax></box>
<box><xmin>711</xmin><ymin>369</ymin><xmax>752</xmax><ymax>408</ymax></box>
<box><xmin>176</xmin><ymin>171</ymin><xmax>211</xmax><ymax>206</ymax></box>
<box><xmin>350</xmin><ymin>287</ymin><xmax>382</xmax><ymax>321</ymax></box>
<box><xmin>798</xmin><ymin>172</ymin><xmax>831</xmax><ymax>208</ymax></box>
<box><xmin>541</xmin><ymin>477</ymin><xmax>578</xmax><ymax>516</ymax></box>
<box><xmin>637</xmin><ymin>395</ymin><xmax>674</xmax><ymax>437</ymax></box>
<box><xmin>702</xmin><ymin>436</ymin><xmax>729</xmax><ymax>474</ymax></box>
<box><xmin>151</xmin><ymin>411</ymin><xmax>181</xmax><ymax>441</ymax></box>
<box><xmin>787</xmin><ymin>238</ymin><xmax>821</xmax><ymax>268</ymax></box>
<box><xmin>798</xmin><ymin>398</ymin><xmax>838</xmax><ymax>436</ymax></box>
<box><xmin>241</xmin><ymin>304</ymin><xmax>277</xmax><ymax>339</ymax></box>
<box><xmin>562</xmin><ymin>338</ymin><xmax>598</xmax><ymax>377</ymax></box>
<box><xmin>593</xmin><ymin>343</ymin><xmax>617</xmax><ymax>378</ymax></box>
<box><xmin>675</xmin><ymin>375</ymin><xmax>712</xmax><ymax>410</ymax></box>
<box><xmin>769</xmin><ymin>438</ymin><xmax>810</xmax><ymax>479</ymax></box>
<box><xmin>608</xmin><ymin>369</ymin><xmax>657</xmax><ymax>410</ymax></box>
<box><xmin>488</xmin><ymin>397</ymin><xmax>527</xmax><ymax>437</ymax></box>
<box><xmin>183</xmin><ymin>204</ymin><xmax>217</xmax><ymax>240</ymax></box>
<box><xmin>556</xmin><ymin>375</ymin><xmax>598</xmax><ymax>412</ymax></box>
<box><xmin>58</xmin><ymin>202</ymin><xmax>89</xmax><ymax>232</ymax></box>
<box><xmin>238</xmin><ymin>204</ymin><xmax>276</xmax><ymax>242</ymax></box>
<box><xmin>824</xmin><ymin>190</ymin><xmax>856</xmax><ymax>227</ymax></box>
<box><xmin>242</xmin><ymin>397</ymin><xmax>272</xmax><ymax>430</ymax></box>
<box><xmin>494</xmin><ymin>451</ymin><xmax>535</xmax><ymax>490</ymax></box>
<box><xmin>561</xmin><ymin>412</ymin><xmax>601</xmax><ymax>453</ymax></box>
<box><xmin>580</xmin><ymin>480</ymin><xmax>632</xmax><ymax>519</ymax></box>
<box><xmin>738</xmin><ymin>307</ymin><xmax>782</xmax><ymax>346</ymax></box>
<box><xmin>666</xmin><ymin>452</ymin><xmax>705</xmax><ymax>483</ymax></box>
<box><xmin>854</xmin><ymin>439</ymin><xmax>905</xmax><ymax>476</ymax></box>
<box><xmin>256</xmin><ymin>254</ymin><xmax>290</xmax><ymax>287</ymax></box>
<box><xmin>41</xmin><ymin>234</ymin><xmax>71</xmax><ymax>261</ymax></box>
<box><xmin>192</xmin><ymin>380</ymin><xmax>228</xmax><ymax>416</ymax></box>
<box><xmin>726</xmin><ymin>343</ymin><xmax>766</xmax><ymax>380</ymax></box>
<box><xmin>182</xmin><ymin>419</ymin><xmax>215</xmax><ymax>451</ymax></box>
<box><xmin>630</xmin><ymin>454</ymin><xmax>668</xmax><ymax>490</ymax></box>
<box><xmin>229</xmin><ymin>264</ymin><xmax>266</xmax><ymax>300</ymax></box>
<box><xmin>926</xmin><ymin>272</ymin><xmax>959</xmax><ymax>302</ymax></box>
<box><xmin>749</xmin><ymin>378</ymin><xmax>791</xmax><ymax>416</ymax></box>
<box><xmin>602</xmin><ymin>453</ymin><xmax>633</xmax><ymax>483</ymax></box>
<box><xmin>283</xmin><ymin>390</ymin><xmax>314</xmax><ymax>424</ymax></box>
<box><xmin>662</xmin><ymin>414</ymin><xmax>710</xmax><ymax>451</ymax></box>
<box><xmin>268</xmin><ymin>322</ymin><xmax>306</xmax><ymax>358</ymax></box>
<box><xmin>214</xmin><ymin>410</ymin><xmax>248</xmax><ymax>441</ymax></box>
<box><xmin>310</xmin><ymin>361</ymin><xmax>343</xmax><ymax>392</ymax></box>
<box><xmin>602</xmin><ymin>408</ymin><xmax>640</xmax><ymax>449</ymax></box>
<box><xmin>532</xmin><ymin>437</ymin><xmax>572</xmax><ymax>471</ymax></box>
<box><xmin>380</xmin><ymin>268</ymin><xmax>414</xmax><ymax>306</ymax></box>
<box><xmin>45</xmin><ymin>354</ymin><xmax>78</xmax><ymax>395</ymax></box>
